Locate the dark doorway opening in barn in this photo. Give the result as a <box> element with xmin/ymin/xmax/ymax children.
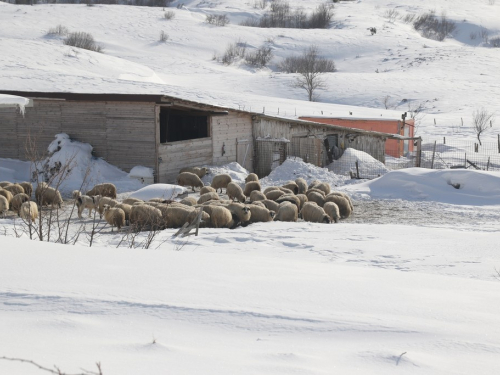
<box><xmin>160</xmin><ymin>108</ymin><xmax>209</xmax><ymax>143</ymax></box>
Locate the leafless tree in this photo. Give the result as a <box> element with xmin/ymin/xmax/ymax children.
<box><xmin>472</xmin><ymin>107</ymin><xmax>495</xmax><ymax>145</ymax></box>
<box><xmin>279</xmin><ymin>45</ymin><xmax>336</xmax><ymax>101</ymax></box>
<box><xmin>382</xmin><ymin>95</ymin><xmax>392</xmax><ymax>109</ymax></box>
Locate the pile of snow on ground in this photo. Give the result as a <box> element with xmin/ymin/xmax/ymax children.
<box><xmin>328</xmin><ymin>148</ymin><xmax>389</xmax><ymax>179</ymax></box>
<box><xmin>201</xmin><ymin>162</ymin><xmax>249</xmax><ymax>187</ymax></box>
<box><xmin>4</xmin><ymin>133</ymin><xmax>146</xmax><ymax>197</ymax></box>
<box><xmin>261</xmin><ymin>157</ymin><xmax>348</xmax><ymax>188</ymax></box>
<box><xmin>346</xmin><ymin>168</ymin><xmax>500</xmax><ymax>205</ymax></box>
<box><xmin>128</xmin><ymin>184</ymin><xmax>187</xmax><ymax>201</ymax></box>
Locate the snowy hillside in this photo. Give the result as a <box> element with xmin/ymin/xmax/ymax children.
<box><xmin>0</xmin><ymin>0</ymin><xmax>499</xmax><ymax>142</ymax></box>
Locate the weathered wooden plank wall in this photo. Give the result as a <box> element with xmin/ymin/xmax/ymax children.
<box><xmin>0</xmin><ymin>99</ymin><xmax>157</xmax><ymax>173</ymax></box>
<box><xmin>157</xmin><ymin>137</ymin><xmax>213</xmax><ymax>183</ymax></box>
<box><xmin>212</xmin><ymin>112</ymin><xmax>253</xmax><ymax>170</ymax></box>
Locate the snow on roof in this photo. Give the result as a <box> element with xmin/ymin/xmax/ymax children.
<box><xmin>0</xmin><ymin>94</ymin><xmax>30</xmax><ymax>115</ymax></box>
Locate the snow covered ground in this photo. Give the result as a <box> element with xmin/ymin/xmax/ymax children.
<box><xmin>1</xmin><ymin>160</ymin><xmax>500</xmax><ymax>374</ymax></box>
<box><xmin>1</xmin><ymin>0</ymin><xmax>500</xmax><ymax>373</ymax></box>
<box><xmin>0</xmin><ymin>0</ymin><xmax>499</xmax><ymax>142</ymax></box>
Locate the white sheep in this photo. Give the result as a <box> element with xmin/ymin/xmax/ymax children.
<box><xmin>306</xmin><ymin>191</ymin><xmax>325</xmax><ymax>207</ymax></box>
<box><xmin>262</xmin><ymin>199</ymin><xmax>280</xmax><ymax>212</ymax></box>
<box><xmin>198</xmin><ymin>192</ymin><xmax>220</xmax><ymax>204</ymax></box>
<box><xmin>122</xmin><ymin>197</ymin><xmax>144</xmax><ymax>205</ymax></box>
<box><xmin>0</xmin><ymin>195</ymin><xmax>8</xmax><ymax>218</ymax></box>
<box><xmin>282</xmin><ymin>181</ymin><xmax>299</xmax><ymax>194</ymax></box>
<box><xmin>3</xmin><ymin>183</ymin><xmax>24</xmax><ymax>196</ymax></box>
<box><xmin>226</xmin><ymin>202</ymin><xmax>252</xmax><ymax>227</ymax></box>
<box><xmin>296</xmin><ymin>194</ymin><xmax>308</xmax><ymax>210</ymax></box>
<box><xmin>0</xmin><ymin>188</ymin><xmax>14</xmax><ymax>207</ymax></box>
<box><xmin>249</xmin><ymin>190</ymin><xmax>266</xmax><ymax>202</ymax></box>
<box><xmin>19</xmin><ymin>182</ymin><xmax>33</xmax><ymax>197</ymax></box>
<box><xmin>10</xmin><ymin>193</ymin><xmax>30</xmax><ymax>213</ymax></box>
<box><xmin>179</xmin><ymin>196</ymin><xmax>198</xmax><ymax>206</ymax></box>
<box><xmin>37</xmin><ymin>185</ymin><xmax>63</xmax><ymax>208</ymax></box>
<box><xmin>86</xmin><ymin>183</ymin><xmax>117</xmax><ymax>199</ymax></box>
<box><xmin>245</xmin><ymin>173</ymin><xmax>259</xmax><ymax>183</ymax></box>
<box><xmin>306</xmin><ymin>188</ymin><xmax>325</xmax><ymax>199</ymax></box>
<box><xmin>301</xmin><ymin>202</ymin><xmax>331</xmax><ymax>224</ymax></box>
<box><xmin>176</xmin><ymin>172</ymin><xmax>204</xmax><ymax>192</ymax></box>
<box><xmin>325</xmin><ymin>195</ymin><xmax>352</xmax><ymax>219</ymax></box>
<box><xmin>114</xmin><ymin>203</ymin><xmax>132</xmax><ymax>225</ymax></box>
<box><xmin>200</xmin><ymin>186</ymin><xmax>216</xmax><ymax>195</ymax></box>
<box><xmin>263</xmin><ymin>186</ymin><xmax>280</xmax><ymax>194</ymax></box>
<box><xmin>314</xmin><ymin>182</ymin><xmax>331</xmax><ymax>195</ymax></box>
<box><xmin>19</xmin><ymin>201</ymin><xmax>38</xmax><ymax>222</ymax></box>
<box><xmin>248</xmin><ymin>205</ymin><xmax>275</xmax><ymax>223</ymax></box>
<box><xmin>265</xmin><ymin>189</ymin><xmax>285</xmax><ymax>201</ymax></box>
<box><xmin>103</xmin><ymin>204</ymin><xmax>125</xmax><ymax>231</ymax></box>
<box><xmin>294</xmin><ymin>178</ymin><xmax>308</xmax><ymax>194</ymax></box>
<box><xmin>0</xmin><ymin>181</ymin><xmax>11</xmax><ymax>188</ymax></box>
<box><xmin>227</xmin><ymin>182</ymin><xmax>246</xmax><ymax>203</ymax></box>
<box><xmin>243</xmin><ymin>181</ymin><xmax>261</xmax><ymax>197</ymax></box>
<box><xmin>95</xmin><ymin>196</ymin><xmax>118</xmax><ymax>218</ymax></box>
<box><xmin>210</xmin><ymin>174</ymin><xmax>232</xmax><ymax>193</ymax></box>
<box><xmin>323</xmin><ymin>202</ymin><xmax>341</xmax><ymax>223</ymax></box>
<box><xmin>275</xmin><ymin>194</ymin><xmax>301</xmax><ymax>211</ymax></box>
<box><xmin>274</xmin><ymin>201</ymin><xmax>298</xmax><ymax>222</ymax></box>
<box><xmin>202</xmin><ymin>205</ymin><xmax>237</xmax><ymax>229</ymax></box>
<box><xmin>130</xmin><ymin>204</ymin><xmax>163</xmax><ymax>230</ymax></box>
<box><xmin>179</xmin><ymin>166</ymin><xmax>209</xmax><ymax>178</ymax></box>
<box><xmin>161</xmin><ymin>206</ymin><xmax>209</xmax><ymax>229</ymax></box>
<box><xmin>327</xmin><ymin>192</ymin><xmax>354</xmax><ymax>212</ymax></box>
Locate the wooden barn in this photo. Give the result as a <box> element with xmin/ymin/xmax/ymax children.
<box><xmin>0</xmin><ymin>90</ymin><xmax>407</xmax><ymax>182</ymax></box>
<box><xmin>299</xmin><ymin>114</ymin><xmax>415</xmax><ymax>158</ymax></box>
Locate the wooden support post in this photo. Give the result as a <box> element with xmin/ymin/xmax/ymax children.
<box><xmin>475</xmin><ymin>143</ymin><xmax>479</xmax><ymax>153</ymax></box>
<box><xmin>415</xmin><ymin>137</ymin><xmax>422</xmax><ymax>168</ymax></box>
<box><xmin>355</xmin><ymin>161</ymin><xmax>360</xmax><ymax>179</ymax></box>
<box><xmin>443</xmin><ymin>136</ymin><xmax>446</xmax><ymax>144</ymax></box>
<box><xmin>173</xmin><ymin>208</ymin><xmax>204</xmax><ymax>238</ymax></box>
<box><xmin>431</xmin><ymin>140</ymin><xmax>436</xmax><ymax>169</ymax></box>
<box><xmin>487</xmin><ymin>157</ymin><xmax>490</xmax><ymax>171</ymax></box>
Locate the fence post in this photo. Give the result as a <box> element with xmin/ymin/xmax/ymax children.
<box><xmin>487</xmin><ymin>157</ymin><xmax>490</xmax><ymax>171</ymax></box>
<box><xmin>475</xmin><ymin>143</ymin><xmax>478</xmax><ymax>153</ymax></box>
<box><xmin>464</xmin><ymin>153</ymin><xmax>467</xmax><ymax>168</ymax></box>
<box><xmin>355</xmin><ymin>161</ymin><xmax>360</xmax><ymax>179</ymax></box>
<box><xmin>415</xmin><ymin>137</ymin><xmax>422</xmax><ymax>168</ymax></box>
<box><xmin>431</xmin><ymin>140</ymin><xmax>436</xmax><ymax>169</ymax></box>
<box><xmin>443</xmin><ymin>137</ymin><xmax>446</xmax><ymax>144</ymax></box>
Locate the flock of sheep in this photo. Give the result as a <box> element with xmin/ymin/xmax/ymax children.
<box><xmin>0</xmin><ymin>165</ymin><xmax>353</xmax><ymax>232</ymax></box>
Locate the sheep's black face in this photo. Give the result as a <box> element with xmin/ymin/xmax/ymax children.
<box><xmin>242</xmin><ymin>207</ymin><xmax>250</xmax><ymax>214</ymax></box>
<box><xmin>323</xmin><ymin>215</ymin><xmax>331</xmax><ymax>224</ymax></box>
<box><xmin>269</xmin><ymin>211</ymin><xmax>276</xmax><ymax>218</ymax></box>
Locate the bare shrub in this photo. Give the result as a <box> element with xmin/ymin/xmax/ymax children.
<box><xmin>159</xmin><ymin>30</ymin><xmax>169</xmax><ymax>42</ymax></box>
<box><xmin>221</xmin><ymin>40</ymin><xmax>247</xmax><ymax>65</ymax></box>
<box><xmin>473</xmin><ymin>108</ymin><xmax>495</xmax><ymax>145</ymax></box>
<box><xmin>278</xmin><ymin>45</ymin><xmax>335</xmax><ymax>101</ymax></box>
<box><xmin>245</xmin><ymin>45</ymin><xmax>273</xmax><ymax>68</ymax></box>
<box><xmin>64</xmin><ymin>32</ymin><xmax>103</xmax><ymax>53</ymax></box>
<box><xmin>401</xmin><ymin>13</ymin><xmax>416</xmax><ymax>24</ymax></box>
<box><xmin>241</xmin><ymin>0</ymin><xmax>334</xmax><ymax>29</ymax></box>
<box><xmin>470</xmin><ymin>32</ymin><xmax>477</xmax><ymax>40</ymax></box>
<box><xmin>47</xmin><ymin>24</ymin><xmax>69</xmax><ymax>36</ymax></box>
<box><xmin>164</xmin><ymin>10</ymin><xmax>175</xmax><ymax>20</ymax></box>
<box><xmin>206</xmin><ymin>14</ymin><xmax>230</xmax><ymax>26</ymax></box>
<box><xmin>413</xmin><ymin>12</ymin><xmax>456</xmax><ymax>41</ymax></box>
<box><xmin>253</xmin><ymin>0</ymin><xmax>267</xmax><ymax>9</ymax></box>
<box><xmin>309</xmin><ymin>3</ymin><xmax>334</xmax><ymax>29</ymax></box>
<box><xmin>384</xmin><ymin>8</ymin><xmax>399</xmax><ymax>22</ymax></box>
<box><xmin>491</xmin><ymin>37</ymin><xmax>500</xmax><ymax>47</ymax></box>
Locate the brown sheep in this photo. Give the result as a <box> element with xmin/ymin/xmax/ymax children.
<box><xmin>198</xmin><ymin>192</ymin><xmax>220</xmax><ymax>204</ymax></box>
<box><xmin>227</xmin><ymin>182</ymin><xmax>246</xmax><ymax>203</ymax></box>
<box><xmin>245</xmin><ymin>173</ymin><xmax>259</xmax><ymax>183</ymax></box>
<box><xmin>10</xmin><ymin>193</ymin><xmax>30</xmax><ymax>213</ymax></box>
<box><xmin>243</xmin><ymin>181</ymin><xmax>261</xmax><ymax>197</ymax></box>
<box><xmin>248</xmin><ymin>205</ymin><xmax>275</xmax><ymax>223</ymax></box>
<box><xmin>323</xmin><ymin>202</ymin><xmax>341</xmax><ymax>223</ymax></box>
<box><xmin>103</xmin><ymin>205</ymin><xmax>125</xmax><ymax>231</ymax></box>
<box><xmin>0</xmin><ymin>188</ymin><xmax>14</xmax><ymax>207</ymax></box>
<box><xmin>327</xmin><ymin>192</ymin><xmax>354</xmax><ymax>212</ymax></box>
<box><xmin>301</xmin><ymin>202</ymin><xmax>330</xmax><ymax>224</ymax></box>
<box><xmin>114</xmin><ymin>203</ymin><xmax>132</xmax><ymax>225</ymax></box>
<box><xmin>200</xmin><ymin>186</ymin><xmax>216</xmax><ymax>195</ymax></box>
<box><xmin>274</xmin><ymin>202</ymin><xmax>298</xmax><ymax>222</ymax></box>
<box><xmin>86</xmin><ymin>183</ymin><xmax>117</xmax><ymax>199</ymax></box>
<box><xmin>249</xmin><ymin>190</ymin><xmax>266</xmax><ymax>202</ymax></box>
<box><xmin>202</xmin><ymin>205</ymin><xmax>238</xmax><ymax>229</ymax></box>
<box><xmin>265</xmin><ymin>190</ymin><xmax>285</xmax><ymax>201</ymax></box>
<box><xmin>18</xmin><ymin>182</ymin><xmax>33</xmax><ymax>197</ymax></box>
<box><xmin>130</xmin><ymin>204</ymin><xmax>163</xmax><ymax>230</ymax></box>
<box><xmin>211</xmin><ymin>174</ymin><xmax>232</xmax><ymax>193</ymax></box>
<box><xmin>282</xmin><ymin>181</ymin><xmax>299</xmax><ymax>194</ymax></box>
<box><xmin>96</xmin><ymin>196</ymin><xmax>118</xmax><ymax>218</ymax></box>
<box><xmin>179</xmin><ymin>166</ymin><xmax>209</xmax><ymax>178</ymax></box>
<box><xmin>3</xmin><ymin>183</ymin><xmax>24</xmax><ymax>196</ymax></box>
<box><xmin>275</xmin><ymin>194</ymin><xmax>301</xmax><ymax>211</ymax></box>
<box><xmin>179</xmin><ymin>196</ymin><xmax>198</xmax><ymax>206</ymax></box>
<box><xmin>325</xmin><ymin>195</ymin><xmax>352</xmax><ymax>219</ymax></box>
<box><xmin>295</xmin><ymin>178</ymin><xmax>308</xmax><ymax>194</ymax></box>
<box><xmin>306</xmin><ymin>191</ymin><xmax>325</xmax><ymax>207</ymax></box>
<box><xmin>262</xmin><ymin>199</ymin><xmax>280</xmax><ymax>212</ymax></box>
<box><xmin>176</xmin><ymin>172</ymin><xmax>204</xmax><ymax>192</ymax></box>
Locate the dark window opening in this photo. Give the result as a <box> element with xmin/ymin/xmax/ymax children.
<box><xmin>160</xmin><ymin>108</ymin><xmax>209</xmax><ymax>143</ymax></box>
